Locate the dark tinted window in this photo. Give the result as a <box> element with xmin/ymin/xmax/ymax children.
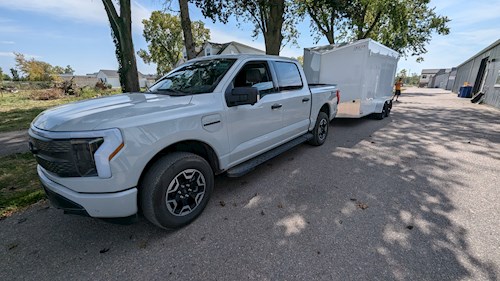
<box><xmin>274</xmin><ymin>62</ymin><xmax>303</xmax><ymax>90</ymax></box>
<box><xmin>233</xmin><ymin>62</ymin><xmax>274</xmax><ymax>96</ymax></box>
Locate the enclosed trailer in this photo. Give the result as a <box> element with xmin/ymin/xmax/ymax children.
<box><xmin>303</xmin><ymin>39</ymin><xmax>399</xmax><ymax>119</ymax></box>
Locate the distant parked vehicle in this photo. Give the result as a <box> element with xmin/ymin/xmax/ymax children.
<box><xmin>304</xmin><ymin>39</ymin><xmax>399</xmax><ymax>120</ymax></box>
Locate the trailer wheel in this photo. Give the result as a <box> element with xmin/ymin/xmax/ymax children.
<box><xmin>374</xmin><ymin>105</ymin><xmax>386</xmax><ymax>120</ymax></box>
<box><xmin>140</xmin><ymin>152</ymin><xmax>214</xmax><ymax>229</ymax></box>
<box><xmin>308</xmin><ymin>111</ymin><xmax>329</xmax><ymax>146</ymax></box>
<box><xmin>385</xmin><ymin>101</ymin><xmax>392</xmax><ymax>117</ymax></box>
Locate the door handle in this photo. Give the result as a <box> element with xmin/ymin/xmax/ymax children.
<box><xmin>271</xmin><ymin>103</ymin><xmax>282</xmax><ymax>109</ymax></box>
<box><xmin>302</xmin><ymin>97</ymin><xmax>310</xmax><ymax>102</ymax></box>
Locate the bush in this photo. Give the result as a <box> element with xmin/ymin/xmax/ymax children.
<box><xmin>28</xmin><ymin>88</ymin><xmax>64</xmax><ymax>100</ymax></box>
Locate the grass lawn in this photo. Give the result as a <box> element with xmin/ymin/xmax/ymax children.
<box><xmin>0</xmin><ymin>152</ymin><xmax>44</xmax><ymax>218</ymax></box>
<box><xmin>0</xmin><ymin>88</ymin><xmax>120</xmax><ymax>132</ymax></box>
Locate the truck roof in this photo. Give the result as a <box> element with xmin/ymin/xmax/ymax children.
<box><xmin>187</xmin><ymin>54</ymin><xmax>299</xmax><ymax>63</ymax></box>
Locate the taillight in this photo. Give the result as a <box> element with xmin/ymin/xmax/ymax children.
<box><xmin>336</xmin><ymin>90</ymin><xmax>340</xmax><ymax>104</ymax></box>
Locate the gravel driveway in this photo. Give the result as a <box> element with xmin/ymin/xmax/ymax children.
<box><xmin>1</xmin><ymin>87</ymin><xmax>499</xmax><ymax>280</ymax></box>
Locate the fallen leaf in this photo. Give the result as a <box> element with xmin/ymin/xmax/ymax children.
<box><xmin>17</xmin><ymin>218</ymin><xmax>27</xmax><ymax>224</ymax></box>
<box><xmin>350</xmin><ymin>198</ymin><xmax>357</xmax><ymax>202</ymax></box>
<box><xmin>406</xmin><ymin>225</ymin><xmax>414</xmax><ymax>230</ymax></box>
<box><xmin>277</xmin><ymin>203</ymin><xmax>283</xmax><ymax>208</ymax></box>
<box><xmin>8</xmin><ymin>243</ymin><xmax>18</xmax><ymax>250</ymax></box>
<box><xmin>200</xmin><ymin>237</ymin><xmax>206</xmax><ymax>241</ymax></box>
<box><xmin>356</xmin><ymin>202</ymin><xmax>369</xmax><ymax>210</ymax></box>
<box><xmin>219</xmin><ymin>201</ymin><xmax>226</xmax><ymax>207</ymax></box>
<box><xmin>99</xmin><ymin>248</ymin><xmax>110</xmax><ymax>254</ymax></box>
<box><xmin>139</xmin><ymin>241</ymin><xmax>147</xmax><ymax>249</ymax></box>
<box><xmin>260</xmin><ymin>210</ymin><xmax>265</xmax><ymax>216</ymax></box>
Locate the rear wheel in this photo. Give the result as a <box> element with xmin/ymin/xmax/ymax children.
<box><xmin>308</xmin><ymin>111</ymin><xmax>329</xmax><ymax>146</ymax></box>
<box><xmin>140</xmin><ymin>152</ymin><xmax>214</xmax><ymax>229</ymax></box>
<box><xmin>375</xmin><ymin>103</ymin><xmax>389</xmax><ymax>120</ymax></box>
<box><xmin>385</xmin><ymin>101</ymin><xmax>392</xmax><ymax>117</ymax></box>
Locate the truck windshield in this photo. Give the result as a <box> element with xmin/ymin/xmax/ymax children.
<box><xmin>149</xmin><ymin>59</ymin><xmax>236</xmax><ymax>95</ymax></box>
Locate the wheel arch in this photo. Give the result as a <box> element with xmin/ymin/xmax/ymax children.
<box><xmin>138</xmin><ymin>140</ymin><xmax>221</xmax><ymax>190</ymax></box>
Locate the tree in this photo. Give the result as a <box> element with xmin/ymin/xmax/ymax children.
<box><xmin>302</xmin><ymin>0</ymin><xmax>450</xmax><ymax>61</ymax></box>
<box><xmin>10</xmin><ymin>68</ymin><xmax>19</xmax><ymax>81</ymax></box>
<box><xmin>0</xmin><ymin>67</ymin><xmax>2</xmax><ymax>81</ymax></box>
<box><xmin>102</xmin><ymin>0</ymin><xmax>140</xmax><ymax>92</ymax></box>
<box><xmin>138</xmin><ymin>11</ymin><xmax>210</xmax><ymax>75</ymax></box>
<box><xmin>178</xmin><ymin>0</ymin><xmax>196</xmax><ymax>60</ymax></box>
<box><xmin>298</xmin><ymin>0</ymin><xmax>348</xmax><ymax>44</ymax></box>
<box><xmin>195</xmin><ymin>0</ymin><xmax>300</xmax><ymax>55</ymax></box>
<box><xmin>14</xmin><ymin>53</ymin><xmax>56</xmax><ymax>81</ymax></box>
<box><xmin>52</xmin><ymin>65</ymin><xmax>75</xmax><ymax>75</ymax></box>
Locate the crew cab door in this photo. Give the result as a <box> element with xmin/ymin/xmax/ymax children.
<box><xmin>271</xmin><ymin>60</ymin><xmax>311</xmax><ymax>139</ymax></box>
<box><xmin>224</xmin><ymin>60</ymin><xmax>284</xmax><ymax>165</ymax></box>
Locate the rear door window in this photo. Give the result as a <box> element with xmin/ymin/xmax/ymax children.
<box><xmin>274</xmin><ymin>61</ymin><xmax>303</xmax><ymax>91</ymax></box>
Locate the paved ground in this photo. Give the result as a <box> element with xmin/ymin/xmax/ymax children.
<box><xmin>1</xmin><ymin>87</ymin><xmax>499</xmax><ymax>280</ymax></box>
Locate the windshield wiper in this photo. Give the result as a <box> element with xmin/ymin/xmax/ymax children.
<box><xmin>155</xmin><ymin>88</ymin><xmax>187</xmax><ymax>96</ymax></box>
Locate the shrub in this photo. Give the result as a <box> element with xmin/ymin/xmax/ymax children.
<box><xmin>28</xmin><ymin>88</ymin><xmax>64</xmax><ymax>100</ymax></box>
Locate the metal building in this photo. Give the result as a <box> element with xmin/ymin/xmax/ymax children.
<box><xmin>453</xmin><ymin>39</ymin><xmax>500</xmax><ymax>109</ymax></box>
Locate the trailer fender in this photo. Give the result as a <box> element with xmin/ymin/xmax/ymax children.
<box><xmin>374</xmin><ymin>100</ymin><xmax>386</xmax><ymax>113</ymax></box>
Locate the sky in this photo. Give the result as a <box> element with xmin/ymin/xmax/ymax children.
<box><xmin>0</xmin><ymin>0</ymin><xmax>499</xmax><ymax>77</ymax></box>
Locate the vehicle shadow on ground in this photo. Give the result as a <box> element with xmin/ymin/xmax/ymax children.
<box><xmin>1</xmin><ymin>101</ymin><xmax>499</xmax><ymax>279</ymax></box>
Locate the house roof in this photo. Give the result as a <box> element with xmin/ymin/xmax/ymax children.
<box><xmin>98</xmin><ymin>70</ymin><xmax>149</xmax><ymax>79</ymax></box>
<box><xmin>202</xmin><ymin>41</ymin><xmax>265</xmax><ymax>55</ymax></box>
<box><xmin>99</xmin><ymin>70</ymin><xmax>119</xmax><ymax>78</ymax></box>
<box><xmin>421</xmin><ymin>69</ymin><xmax>443</xmax><ymax>74</ymax></box>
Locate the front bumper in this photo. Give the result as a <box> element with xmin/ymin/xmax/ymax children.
<box><xmin>38</xmin><ymin>166</ymin><xmax>138</xmax><ymax>218</ymax></box>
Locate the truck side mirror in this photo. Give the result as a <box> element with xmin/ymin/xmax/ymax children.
<box><xmin>227</xmin><ymin>87</ymin><xmax>258</xmax><ymax>107</ymax></box>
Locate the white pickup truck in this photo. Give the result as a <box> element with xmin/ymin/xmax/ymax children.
<box><xmin>29</xmin><ymin>54</ymin><xmax>339</xmax><ymax>229</ymax></box>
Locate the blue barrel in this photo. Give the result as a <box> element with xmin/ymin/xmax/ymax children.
<box><xmin>459</xmin><ymin>86</ymin><xmax>473</xmax><ymax>98</ymax></box>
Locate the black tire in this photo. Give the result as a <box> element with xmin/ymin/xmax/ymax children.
<box><xmin>308</xmin><ymin>111</ymin><xmax>329</xmax><ymax>146</ymax></box>
<box><xmin>140</xmin><ymin>152</ymin><xmax>214</xmax><ymax>229</ymax></box>
<box><xmin>374</xmin><ymin>104</ymin><xmax>387</xmax><ymax>120</ymax></box>
<box><xmin>385</xmin><ymin>101</ymin><xmax>392</xmax><ymax>117</ymax></box>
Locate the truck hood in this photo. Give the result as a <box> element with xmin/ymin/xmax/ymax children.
<box><xmin>32</xmin><ymin>93</ymin><xmax>193</xmax><ymax>131</ymax></box>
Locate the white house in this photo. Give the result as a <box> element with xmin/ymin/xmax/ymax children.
<box><xmin>179</xmin><ymin>41</ymin><xmax>265</xmax><ymax>64</ymax></box>
<box><xmin>96</xmin><ymin>70</ymin><xmax>121</xmax><ymax>88</ymax></box>
<box><xmin>96</xmin><ymin>70</ymin><xmax>156</xmax><ymax>88</ymax></box>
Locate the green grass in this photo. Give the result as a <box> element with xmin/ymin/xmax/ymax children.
<box><xmin>0</xmin><ymin>88</ymin><xmax>120</xmax><ymax>132</ymax></box>
<box><xmin>0</xmin><ymin>152</ymin><xmax>44</xmax><ymax>218</ymax></box>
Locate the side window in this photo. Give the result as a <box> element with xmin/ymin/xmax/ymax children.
<box><xmin>274</xmin><ymin>61</ymin><xmax>303</xmax><ymax>91</ymax></box>
<box><xmin>232</xmin><ymin>62</ymin><xmax>274</xmax><ymax>96</ymax></box>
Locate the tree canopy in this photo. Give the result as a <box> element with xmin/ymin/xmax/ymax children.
<box><xmin>13</xmin><ymin>53</ymin><xmax>73</xmax><ymax>81</ymax></box>
<box><xmin>195</xmin><ymin>0</ymin><xmax>300</xmax><ymax>55</ymax></box>
<box><xmin>299</xmin><ymin>0</ymin><xmax>450</xmax><ymax>61</ymax></box>
<box><xmin>138</xmin><ymin>11</ymin><xmax>210</xmax><ymax>76</ymax></box>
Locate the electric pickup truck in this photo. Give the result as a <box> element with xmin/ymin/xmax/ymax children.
<box><xmin>29</xmin><ymin>54</ymin><xmax>339</xmax><ymax>229</ymax></box>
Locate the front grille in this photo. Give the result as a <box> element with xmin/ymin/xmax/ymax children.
<box><xmin>29</xmin><ymin>135</ymin><xmax>100</xmax><ymax>177</ymax></box>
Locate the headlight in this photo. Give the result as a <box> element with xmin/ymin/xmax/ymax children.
<box><xmin>71</xmin><ymin>138</ymin><xmax>104</xmax><ymax>177</ymax></box>
<box><xmin>29</xmin><ymin>128</ymin><xmax>124</xmax><ymax>179</ymax></box>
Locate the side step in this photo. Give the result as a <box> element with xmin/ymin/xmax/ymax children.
<box><xmin>226</xmin><ymin>133</ymin><xmax>313</xmax><ymax>177</ymax></box>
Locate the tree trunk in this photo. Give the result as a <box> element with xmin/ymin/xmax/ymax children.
<box><xmin>263</xmin><ymin>0</ymin><xmax>285</xmax><ymax>55</ymax></box>
<box><xmin>102</xmin><ymin>0</ymin><xmax>140</xmax><ymax>92</ymax></box>
<box><xmin>179</xmin><ymin>0</ymin><xmax>196</xmax><ymax>60</ymax></box>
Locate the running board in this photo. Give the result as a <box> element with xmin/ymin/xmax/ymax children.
<box><xmin>226</xmin><ymin>133</ymin><xmax>313</xmax><ymax>178</ymax></box>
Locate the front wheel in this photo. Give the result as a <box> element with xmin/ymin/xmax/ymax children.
<box><xmin>140</xmin><ymin>152</ymin><xmax>214</xmax><ymax>229</ymax></box>
<box><xmin>308</xmin><ymin>111</ymin><xmax>329</xmax><ymax>146</ymax></box>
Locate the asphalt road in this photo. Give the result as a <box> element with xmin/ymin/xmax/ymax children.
<box><xmin>1</xmin><ymin>87</ymin><xmax>499</xmax><ymax>281</ymax></box>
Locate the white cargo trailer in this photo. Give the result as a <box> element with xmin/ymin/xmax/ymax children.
<box><xmin>303</xmin><ymin>39</ymin><xmax>399</xmax><ymax>119</ymax></box>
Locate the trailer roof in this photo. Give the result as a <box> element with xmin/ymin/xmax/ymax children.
<box><xmin>304</xmin><ymin>39</ymin><xmax>399</xmax><ymax>58</ymax></box>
